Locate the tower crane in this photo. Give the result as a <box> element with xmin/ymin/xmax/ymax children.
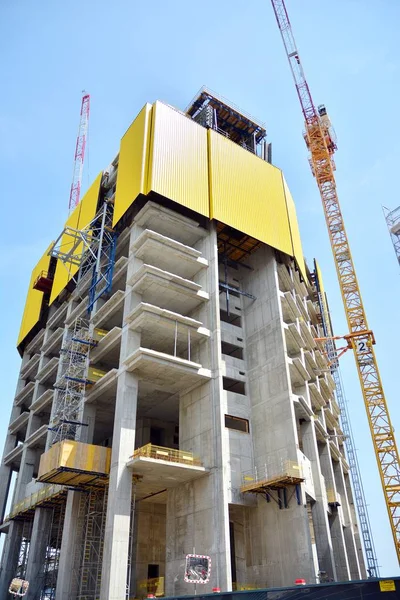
<box><xmin>270</xmin><ymin>0</ymin><xmax>400</xmax><ymax>565</ymax></box>
<box><xmin>68</xmin><ymin>92</ymin><xmax>90</xmax><ymax>212</ymax></box>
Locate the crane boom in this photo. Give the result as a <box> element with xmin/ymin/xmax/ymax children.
<box><xmin>68</xmin><ymin>92</ymin><xmax>90</xmax><ymax>212</ymax></box>
<box><xmin>271</xmin><ymin>0</ymin><xmax>400</xmax><ymax>564</ymax></box>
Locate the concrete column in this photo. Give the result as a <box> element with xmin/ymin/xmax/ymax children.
<box><xmin>333</xmin><ymin>461</ymin><xmax>361</xmax><ymax>579</ymax></box>
<box><xmin>100</xmin><ymin>226</ymin><xmax>141</xmax><ymax>600</ymax></box>
<box><xmin>13</xmin><ymin>448</ymin><xmax>36</xmax><ymax>504</ymax></box>
<box><xmin>24</xmin><ymin>507</ymin><xmax>53</xmax><ymax>599</ymax></box>
<box><xmin>302</xmin><ymin>421</ymin><xmax>336</xmax><ymax>579</ymax></box>
<box><xmin>319</xmin><ymin>444</ymin><xmax>350</xmax><ymax>580</ymax></box>
<box><xmin>100</xmin><ymin>369</ymin><xmax>139</xmax><ymax>600</ymax></box>
<box><xmin>55</xmin><ymin>491</ymin><xmax>82</xmax><ymax>600</ymax></box>
<box><xmin>0</xmin><ymin>521</ymin><xmax>23</xmax><ymax>598</ymax></box>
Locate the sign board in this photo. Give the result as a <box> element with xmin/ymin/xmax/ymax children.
<box><xmin>9</xmin><ymin>579</ymin><xmax>29</xmax><ymax>597</ymax></box>
<box><xmin>184</xmin><ymin>554</ymin><xmax>211</xmax><ymax>584</ymax></box>
<box><xmin>380</xmin><ymin>580</ymin><xmax>396</xmax><ymax>592</ymax></box>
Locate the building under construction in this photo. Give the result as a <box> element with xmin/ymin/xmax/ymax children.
<box><xmin>0</xmin><ymin>89</ymin><xmax>367</xmax><ymax>600</ymax></box>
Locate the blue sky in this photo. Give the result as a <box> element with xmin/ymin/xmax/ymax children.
<box><xmin>1</xmin><ymin>0</ymin><xmax>399</xmax><ymax>577</ymax></box>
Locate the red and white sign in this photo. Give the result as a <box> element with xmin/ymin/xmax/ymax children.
<box><xmin>184</xmin><ymin>554</ymin><xmax>211</xmax><ymax>584</ymax></box>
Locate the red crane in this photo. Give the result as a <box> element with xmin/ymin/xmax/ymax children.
<box><xmin>68</xmin><ymin>92</ymin><xmax>90</xmax><ymax>212</ymax></box>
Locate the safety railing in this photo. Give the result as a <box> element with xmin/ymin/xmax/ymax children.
<box><xmin>7</xmin><ymin>484</ymin><xmax>65</xmax><ymax>520</ymax></box>
<box><xmin>131</xmin><ymin>444</ymin><xmax>202</xmax><ymax>467</ymax></box>
<box><xmin>241</xmin><ymin>460</ymin><xmax>303</xmax><ymax>490</ymax></box>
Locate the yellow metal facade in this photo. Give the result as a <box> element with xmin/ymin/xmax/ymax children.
<box><xmin>208</xmin><ymin>129</ymin><xmax>293</xmax><ymax>257</ymax></box>
<box><xmin>17</xmin><ymin>243</ymin><xmax>53</xmax><ymax>347</ymax></box>
<box><xmin>49</xmin><ymin>173</ymin><xmax>102</xmax><ymax>305</ymax></box>
<box><xmin>282</xmin><ymin>176</ymin><xmax>306</xmax><ymax>279</ymax></box>
<box><xmin>18</xmin><ymin>101</ymin><xmax>310</xmax><ymax>346</ymax></box>
<box><xmin>113</xmin><ymin>103</ymin><xmax>153</xmax><ymax>227</ymax></box>
<box><xmin>147</xmin><ymin>101</ymin><xmax>209</xmax><ymax>217</ymax></box>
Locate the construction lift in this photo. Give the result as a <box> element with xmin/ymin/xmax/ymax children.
<box><xmin>270</xmin><ymin>0</ymin><xmax>400</xmax><ymax>566</ymax></box>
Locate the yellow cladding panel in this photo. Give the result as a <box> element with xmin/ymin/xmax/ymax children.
<box><xmin>17</xmin><ymin>243</ymin><xmax>53</xmax><ymax>347</ymax></box>
<box><xmin>147</xmin><ymin>101</ymin><xmax>209</xmax><ymax>217</ymax></box>
<box><xmin>208</xmin><ymin>129</ymin><xmax>293</xmax><ymax>256</ymax></box>
<box><xmin>314</xmin><ymin>259</ymin><xmax>325</xmax><ymax>298</ymax></box>
<box><xmin>50</xmin><ymin>172</ymin><xmax>102</xmax><ymax>305</ymax></box>
<box><xmin>282</xmin><ymin>176</ymin><xmax>306</xmax><ymax>279</ymax></box>
<box><xmin>113</xmin><ymin>103</ymin><xmax>153</xmax><ymax>227</ymax></box>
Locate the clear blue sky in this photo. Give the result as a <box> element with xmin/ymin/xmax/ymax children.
<box><xmin>1</xmin><ymin>0</ymin><xmax>399</xmax><ymax>577</ymax></box>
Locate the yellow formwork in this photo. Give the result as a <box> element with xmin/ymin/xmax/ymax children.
<box><xmin>208</xmin><ymin>128</ymin><xmax>293</xmax><ymax>257</ymax></box>
<box><xmin>49</xmin><ymin>172</ymin><xmax>102</xmax><ymax>305</ymax></box>
<box><xmin>17</xmin><ymin>243</ymin><xmax>53</xmax><ymax>347</ymax></box>
<box><xmin>87</xmin><ymin>366</ymin><xmax>107</xmax><ymax>383</ymax></box>
<box><xmin>38</xmin><ymin>440</ymin><xmax>111</xmax><ymax>487</ymax></box>
<box><xmin>113</xmin><ymin>103</ymin><xmax>153</xmax><ymax>227</ymax></box>
<box><xmin>147</xmin><ymin>101</ymin><xmax>209</xmax><ymax>217</ymax></box>
<box><xmin>282</xmin><ymin>175</ymin><xmax>307</xmax><ymax>280</ymax></box>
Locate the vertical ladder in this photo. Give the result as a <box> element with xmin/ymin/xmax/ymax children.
<box><xmin>50</xmin><ymin>318</ymin><xmax>96</xmax><ymax>445</ymax></box>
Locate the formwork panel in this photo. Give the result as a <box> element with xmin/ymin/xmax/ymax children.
<box><xmin>113</xmin><ymin>103</ymin><xmax>153</xmax><ymax>227</ymax></box>
<box><xmin>50</xmin><ymin>172</ymin><xmax>102</xmax><ymax>305</ymax></box>
<box><xmin>17</xmin><ymin>243</ymin><xmax>53</xmax><ymax>347</ymax></box>
<box><xmin>282</xmin><ymin>175</ymin><xmax>306</xmax><ymax>280</ymax></box>
<box><xmin>147</xmin><ymin>101</ymin><xmax>209</xmax><ymax>217</ymax></box>
<box><xmin>208</xmin><ymin>129</ymin><xmax>293</xmax><ymax>256</ymax></box>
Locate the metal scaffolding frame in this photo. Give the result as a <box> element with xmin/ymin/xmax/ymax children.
<box><xmin>15</xmin><ymin>520</ymin><xmax>33</xmax><ymax>580</ymax></box>
<box><xmin>383</xmin><ymin>205</ymin><xmax>400</xmax><ymax>268</ymax></box>
<box><xmin>50</xmin><ymin>200</ymin><xmax>117</xmax><ymax>314</ymax></box>
<box><xmin>73</xmin><ymin>488</ymin><xmax>108</xmax><ymax>600</ymax></box>
<box><xmin>314</xmin><ymin>267</ymin><xmax>379</xmax><ymax>576</ymax></box>
<box><xmin>39</xmin><ymin>501</ymin><xmax>66</xmax><ymax>600</ymax></box>
<box><xmin>50</xmin><ymin>318</ymin><xmax>96</xmax><ymax>445</ymax></box>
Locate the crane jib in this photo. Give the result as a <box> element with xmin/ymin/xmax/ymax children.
<box><xmin>271</xmin><ymin>0</ymin><xmax>400</xmax><ymax>564</ymax></box>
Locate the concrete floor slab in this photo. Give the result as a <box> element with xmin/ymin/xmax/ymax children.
<box><xmin>129</xmin><ymin>264</ymin><xmax>209</xmax><ymax>315</ymax></box>
<box><xmin>124</xmin><ymin>347</ymin><xmax>211</xmax><ymax>393</ymax></box>
<box><xmin>132</xmin><ymin>229</ymin><xmax>208</xmax><ymax>280</ymax></box>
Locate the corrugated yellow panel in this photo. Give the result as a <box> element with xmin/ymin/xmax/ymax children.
<box><xmin>147</xmin><ymin>101</ymin><xmax>209</xmax><ymax>217</ymax></box>
<box><xmin>314</xmin><ymin>260</ymin><xmax>325</xmax><ymax>298</ymax></box>
<box><xmin>282</xmin><ymin>176</ymin><xmax>306</xmax><ymax>280</ymax></box>
<box><xmin>113</xmin><ymin>103</ymin><xmax>153</xmax><ymax>227</ymax></box>
<box><xmin>17</xmin><ymin>243</ymin><xmax>53</xmax><ymax>347</ymax></box>
<box><xmin>50</xmin><ymin>173</ymin><xmax>102</xmax><ymax>305</ymax></box>
<box><xmin>208</xmin><ymin>129</ymin><xmax>293</xmax><ymax>255</ymax></box>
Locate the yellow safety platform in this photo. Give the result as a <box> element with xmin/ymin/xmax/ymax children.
<box><xmin>241</xmin><ymin>461</ymin><xmax>304</xmax><ymax>493</ymax></box>
<box><xmin>38</xmin><ymin>440</ymin><xmax>111</xmax><ymax>488</ymax></box>
<box><xmin>7</xmin><ymin>484</ymin><xmax>66</xmax><ymax>521</ymax></box>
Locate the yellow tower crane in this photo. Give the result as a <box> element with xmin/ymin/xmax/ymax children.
<box><xmin>270</xmin><ymin>0</ymin><xmax>400</xmax><ymax>562</ymax></box>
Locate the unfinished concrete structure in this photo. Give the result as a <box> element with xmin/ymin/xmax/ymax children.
<box><xmin>0</xmin><ymin>89</ymin><xmax>365</xmax><ymax>600</ymax></box>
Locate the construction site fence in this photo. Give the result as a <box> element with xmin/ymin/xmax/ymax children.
<box><xmin>159</xmin><ymin>578</ymin><xmax>400</xmax><ymax>600</ymax></box>
<box><xmin>132</xmin><ymin>444</ymin><xmax>202</xmax><ymax>467</ymax></box>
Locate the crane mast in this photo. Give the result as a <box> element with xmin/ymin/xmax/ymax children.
<box><xmin>68</xmin><ymin>92</ymin><xmax>90</xmax><ymax>212</ymax></box>
<box><xmin>271</xmin><ymin>0</ymin><xmax>400</xmax><ymax>564</ymax></box>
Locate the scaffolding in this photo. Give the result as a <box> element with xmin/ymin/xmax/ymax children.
<box><xmin>74</xmin><ymin>488</ymin><xmax>108</xmax><ymax>600</ymax></box>
<box><xmin>15</xmin><ymin>520</ymin><xmax>33</xmax><ymax>581</ymax></box>
<box><xmin>50</xmin><ymin>201</ymin><xmax>117</xmax><ymax>314</ymax></box>
<box><xmin>383</xmin><ymin>205</ymin><xmax>400</xmax><ymax>268</ymax></box>
<box><xmin>39</xmin><ymin>501</ymin><xmax>66</xmax><ymax>600</ymax></box>
<box><xmin>313</xmin><ymin>264</ymin><xmax>379</xmax><ymax>576</ymax></box>
<box><xmin>50</xmin><ymin>318</ymin><xmax>96</xmax><ymax>445</ymax></box>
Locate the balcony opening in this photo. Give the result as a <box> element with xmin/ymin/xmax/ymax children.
<box><xmin>220</xmin><ymin>309</ymin><xmax>242</xmax><ymax>327</ymax></box>
<box><xmin>221</xmin><ymin>341</ymin><xmax>243</xmax><ymax>360</ymax></box>
<box><xmin>225</xmin><ymin>415</ymin><xmax>249</xmax><ymax>433</ymax></box>
<box><xmin>223</xmin><ymin>377</ymin><xmax>246</xmax><ymax>396</ymax></box>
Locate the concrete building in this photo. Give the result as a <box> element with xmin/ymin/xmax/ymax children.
<box><xmin>0</xmin><ymin>89</ymin><xmax>365</xmax><ymax>600</ymax></box>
